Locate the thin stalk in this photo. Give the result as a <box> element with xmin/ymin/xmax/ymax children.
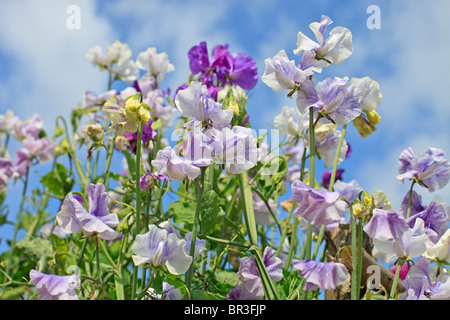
<box><xmin>5</xmin><ymin>167</ymin><xmax>30</xmax><ymax>279</ymax></box>
<box><xmin>350</xmin><ymin>204</ymin><xmax>358</xmax><ymax>300</ymax></box>
<box><xmin>186</xmin><ymin>167</ymin><xmax>206</xmax><ymax>292</ymax></box>
<box><xmin>103</xmin><ymin>132</ymin><xmax>117</xmax><ymax>190</ymax></box>
<box><xmin>131</xmin><ymin>122</ymin><xmax>144</xmax><ymax>299</ymax></box>
<box><xmin>276</xmin><ymin>204</ymin><xmax>295</xmax><ymax>257</ymax></box>
<box><xmin>389</xmin><ymin>259</ymin><xmax>404</xmax><ymax>299</ymax></box>
<box><xmin>312</xmin><ymin>124</ymin><xmax>347</xmax><ymax>261</ymax></box>
<box><xmin>405</xmin><ymin>180</ymin><xmax>416</xmax><ymax>219</ymax></box>
<box><xmin>95</xmin><ymin>237</ymin><xmax>103</xmax><ymax>284</ymax></box>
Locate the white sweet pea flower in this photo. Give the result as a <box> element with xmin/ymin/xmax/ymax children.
<box><xmin>423</xmin><ymin>228</ymin><xmax>450</xmax><ymax>261</ymax></box>
<box><xmin>293</xmin><ymin>15</ymin><xmax>353</xmax><ymax>71</ymax></box>
<box><xmin>350</xmin><ymin>77</ymin><xmax>383</xmax><ymax>112</ymax></box>
<box><xmin>136</xmin><ymin>47</ymin><xmax>175</xmax><ymax>82</ymax></box>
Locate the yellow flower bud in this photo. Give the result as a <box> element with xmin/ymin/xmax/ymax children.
<box><xmin>366</xmin><ymin>110</ymin><xmax>381</xmax><ymax>126</ymax></box>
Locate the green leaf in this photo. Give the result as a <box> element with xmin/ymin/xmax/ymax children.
<box><xmin>14</xmin><ymin>238</ymin><xmax>52</xmax><ymax>262</ymax></box>
<box><xmin>200</xmin><ymin>183</ymin><xmax>223</xmax><ymax>236</ymax></box>
<box><xmin>213</xmin><ymin>269</ymin><xmax>239</xmax><ymax>287</ymax></box>
<box><xmin>168</xmin><ymin>200</ymin><xmax>196</xmax><ymax>224</ymax></box>
<box><xmin>40</xmin><ymin>163</ymin><xmax>74</xmax><ymax>198</ymax></box>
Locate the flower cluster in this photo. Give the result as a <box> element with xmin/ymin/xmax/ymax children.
<box><xmin>1</xmin><ymin>14</ymin><xmax>449</xmax><ymax>303</ymax></box>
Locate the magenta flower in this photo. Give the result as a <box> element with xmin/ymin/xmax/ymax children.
<box><xmin>139</xmin><ymin>172</ymin><xmax>169</xmax><ymax>190</ymax></box>
<box><xmin>29</xmin><ymin>269</ymin><xmax>79</xmax><ymax>300</ymax></box>
<box><xmin>56</xmin><ymin>183</ymin><xmax>119</xmax><ymax>240</ymax></box>
<box><xmin>292</xmin><ymin>260</ymin><xmax>348</xmax><ymax>291</ymax></box>
<box><xmin>291</xmin><ymin>179</ymin><xmax>347</xmax><ymax>226</ymax></box>
<box><xmin>397</xmin><ymin>147</ymin><xmax>450</xmax><ymax>192</ymax></box>
<box><xmin>123</xmin><ymin>119</ymin><xmax>157</xmax><ymax>153</ymax></box>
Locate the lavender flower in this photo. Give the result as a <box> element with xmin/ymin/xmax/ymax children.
<box><xmin>296</xmin><ymin>77</ymin><xmax>362</xmax><ymax>126</ymax></box>
<box><xmin>333</xmin><ymin>179</ymin><xmax>362</xmax><ymax>203</ymax></box>
<box><xmin>56</xmin><ymin>183</ymin><xmax>119</xmax><ymax>240</ymax></box>
<box><xmin>400</xmin><ymin>257</ymin><xmax>450</xmax><ymax>300</ymax></box>
<box><xmin>405</xmin><ymin>201</ymin><xmax>448</xmax><ymax>243</ymax></box>
<box><xmin>131</xmin><ymin>224</ymin><xmax>193</xmax><ymax>275</ymax></box>
<box><xmin>291</xmin><ymin>179</ymin><xmax>347</xmax><ymax>226</ymax></box>
<box><xmin>151</xmin><ymin>146</ymin><xmax>200</xmax><ymax>181</ymax></box>
<box><xmin>145</xmin><ymin>282</ymin><xmax>182</xmax><ymax>300</ymax></box>
<box><xmin>363</xmin><ymin>209</ymin><xmax>409</xmax><ymax>242</ymax></box>
<box><xmin>0</xmin><ymin>158</ymin><xmax>14</xmax><ymax>188</ymax></box>
<box><xmin>159</xmin><ymin>220</ymin><xmax>206</xmax><ymax>259</ymax></box>
<box><xmin>292</xmin><ymin>260</ymin><xmax>348</xmax><ymax>291</ymax></box>
<box><xmin>227</xmin><ymin>283</ymin><xmax>263</xmax><ymax>300</ymax></box>
<box><xmin>140</xmin><ymin>172</ymin><xmax>169</xmax><ymax>190</ymax></box>
<box><xmin>397</xmin><ymin>147</ymin><xmax>450</xmax><ymax>192</ymax></box>
<box><xmin>236</xmin><ymin>247</ymin><xmax>283</xmax><ymax>297</ymax></box>
<box><xmin>293</xmin><ymin>15</ymin><xmax>353</xmax><ymax>71</ymax></box>
<box><xmin>261</xmin><ymin>49</ymin><xmax>311</xmax><ymax>93</ymax></box>
<box><xmin>29</xmin><ymin>269</ymin><xmax>79</xmax><ymax>300</ymax></box>
<box><xmin>174</xmin><ymin>81</ymin><xmax>233</xmax><ymax>130</ymax></box>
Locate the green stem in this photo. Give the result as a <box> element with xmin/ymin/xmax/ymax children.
<box><xmin>103</xmin><ymin>132</ymin><xmax>117</xmax><ymax>190</ymax></box>
<box><xmin>389</xmin><ymin>259</ymin><xmax>404</xmax><ymax>299</ymax></box>
<box><xmin>405</xmin><ymin>180</ymin><xmax>416</xmax><ymax>219</ymax></box>
<box><xmin>95</xmin><ymin>237</ymin><xmax>103</xmax><ymax>284</ymax></box>
<box><xmin>350</xmin><ymin>204</ymin><xmax>358</xmax><ymax>300</ymax></box>
<box><xmin>5</xmin><ymin>167</ymin><xmax>30</xmax><ymax>279</ymax></box>
<box><xmin>131</xmin><ymin>122</ymin><xmax>144</xmax><ymax>299</ymax></box>
<box><xmin>276</xmin><ymin>204</ymin><xmax>295</xmax><ymax>257</ymax></box>
<box><xmin>186</xmin><ymin>167</ymin><xmax>206</xmax><ymax>293</ymax></box>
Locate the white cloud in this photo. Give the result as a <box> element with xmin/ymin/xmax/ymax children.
<box><xmin>0</xmin><ymin>0</ymin><xmax>117</xmax><ymax>134</ymax></box>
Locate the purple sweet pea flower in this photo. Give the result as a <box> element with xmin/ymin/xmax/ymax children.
<box><xmin>333</xmin><ymin>179</ymin><xmax>362</xmax><ymax>203</ymax></box>
<box><xmin>159</xmin><ymin>220</ymin><xmax>206</xmax><ymax>259</ymax></box>
<box><xmin>400</xmin><ymin>190</ymin><xmax>426</xmax><ymax>217</ymax></box>
<box><xmin>228</xmin><ymin>52</ymin><xmax>258</xmax><ymax>90</ymax></box>
<box><xmin>0</xmin><ymin>158</ymin><xmax>14</xmax><ymax>188</ymax></box>
<box><xmin>12</xmin><ymin>149</ymin><xmax>32</xmax><ymax>177</ymax></box>
<box><xmin>363</xmin><ymin>208</ymin><xmax>409</xmax><ymax>242</ymax></box>
<box><xmin>174</xmin><ymin>81</ymin><xmax>233</xmax><ymax>130</ymax></box>
<box><xmin>236</xmin><ymin>247</ymin><xmax>283</xmax><ymax>297</ymax></box>
<box><xmin>29</xmin><ymin>269</ymin><xmax>79</xmax><ymax>300</ymax></box>
<box><xmin>131</xmin><ymin>224</ymin><xmax>193</xmax><ymax>275</ymax></box>
<box><xmin>292</xmin><ymin>260</ymin><xmax>348</xmax><ymax>291</ymax></box>
<box><xmin>291</xmin><ymin>179</ymin><xmax>348</xmax><ymax>226</ymax></box>
<box><xmin>56</xmin><ymin>183</ymin><xmax>119</xmax><ymax>240</ymax></box>
<box><xmin>406</xmin><ymin>201</ymin><xmax>448</xmax><ymax>243</ymax></box>
<box><xmin>262</xmin><ymin>49</ymin><xmax>311</xmax><ymax>93</ymax></box>
<box><xmin>296</xmin><ymin>77</ymin><xmax>362</xmax><ymax>126</ymax></box>
<box><xmin>227</xmin><ymin>282</ymin><xmax>263</xmax><ymax>300</ymax></box>
<box><xmin>139</xmin><ymin>172</ymin><xmax>169</xmax><ymax>190</ymax></box>
<box><xmin>145</xmin><ymin>282</ymin><xmax>182</xmax><ymax>300</ymax></box>
<box><xmin>151</xmin><ymin>146</ymin><xmax>200</xmax><ymax>181</ymax></box>
<box><xmin>188</xmin><ymin>41</ymin><xmax>210</xmax><ymax>74</ymax></box>
<box><xmin>22</xmin><ymin>136</ymin><xmax>56</xmax><ymax>163</ymax></box>
<box><xmin>400</xmin><ymin>257</ymin><xmax>450</xmax><ymax>300</ymax></box>
<box><xmin>321</xmin><ymin>168</ymin><xmax>344</xmax><ymax>189</ymax></box>
<box><xmin>123</xmin><ymin>119</ymin><xmax>157</xmax><ymax>153</ymax></box>
<box><xmin>397</xmin><ymin>147</ymin><xmax>450</xmax><ymax>192</ymax></box>
<box><xmin>205</xmin><ymin>125</ymin><xmax>259</xmax><ymax>174</ymax></box>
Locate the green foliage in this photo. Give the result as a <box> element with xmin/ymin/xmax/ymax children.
<box><xmin>40</xmin><ymin>163</ymin><xmax>74</xmax><ymax>198</ymax></box>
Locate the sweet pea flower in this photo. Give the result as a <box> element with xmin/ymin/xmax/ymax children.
<box><xmin>363</xmin><ymin>208</ymin><xmax>409</xmax><ymax>242</ymax></box>
<box><xmin>397</xmin><ymin>147</ymin><xmax>450</xmax><ymax>192</ymax></box>
<box><xmin>405</xmin><ymin>201</ymin><xmax>448</xmax><ymax>243</ymax></box>
<box><xmin>29</xmin><ymin>269</ymin><xmax>79</xmax><ymax>300</ymax></box>
<box><xmin>273</xmin><ymin>106</ymin><xmax>307</xmax><ymax>136</ymax></box>
<box><xmin>372</xmin><ymin>218</ymin><xmax>432</xmax><ymax>263</ymax></box>
<box><xmin>349</xmin><ymin>77</ymin><xmax>382</xmax><ymax>112</ymax></box>
<box><xmin>293</xmin><ymin>15</ymin><xmax>353</xmax><ymax>72</ymax></box>
<box><xmin>152</xmin><ymin>146</ymin><xmax>200</xmax><ymax>181</ymax></box>
<box><xmin>308</xmin><ymin>122</ymin><xmax>349</xmax><ymax>167</ymax></box>
<box><xmin>236</xmin><ymin>247</ymin><xmax>283</xmax><ymax>297</ymax></box>
<box><xmin>56</xmin><ymin>183</ymin><xmax>119</xmax><ymax>240</ymax></box>
<box><xmin>145</xmin><ymin>282</ymin><xmax>182</xmax><ymax>300</ymax></box>
<box><xmin>206</xmin><ymin>125</ymin><xmax>259</xmax><ymax>174</ymax></box>
<box><xmin>423</xmin><ymin>228</ymin><xmax>450</xmax><ymax>262</ymax></box>
<box><xmin>86</xmin><ymin>40</ymin><xmax>139</xmax><ymax>83</ymax></box>
<box><xmin>291</xmin><ymin>179</ymin><xmax>348</xmax><ymax>226</ymax></box>
<box><xmin>400</xmin><ymin>257</ymin><xmax>450</xmax><ymax>300</ymax></box>
<box><xmin>159</xmin><ymin>220</ymin><xmax>206</xmax><ymax>259</ymax></box>
<box><xmin>136</xmin><ymin>47</ymin><xmax>174</xmax><ymax>83</ymax></box>
<box><xmin>131</xmin><ymin>224</ymin><xmax>193</xmax><ymax>275</ymax></box>
<box><xmin>261</xmin><ymin>49</ymin><xmax>311</xmax><ymax>93</ymax></box>
<box><xmin>227</xmin><ymin>282</ymin><xmax>263</xmax><ymax>300</ymax></box>
<box><xmin>174</xmin><ymin>81</ymin><xmax>233</xmax><ymax>130</ymax></box>
<box><xmin>296</xmin><ymin>77</ymin><xmax>362</xmax><ymax>126</ymax></box>
<box><xmin>0</xmin><ymin>158</ymin><xmax>14</xmax><ymax>188</ymax></box>
<box><xmin>292</xmin><ymin>260</ymin><xmax>348</xmax><ymax>291</ymax></box>
<box><xmin>333</xmin><ymin>179</ymin><xmax>362</xmax><ymax>203</ymax></box>
<box><xmin>139</xmin><ymin>172</ymin><xmax>169</xmax><ymax>190</ymax></box>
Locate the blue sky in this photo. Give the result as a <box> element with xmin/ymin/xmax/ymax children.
<box><xmin>1</xmin><ymin>0</ymin><xmax>450</xmax><ymax>252</ymax></box>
